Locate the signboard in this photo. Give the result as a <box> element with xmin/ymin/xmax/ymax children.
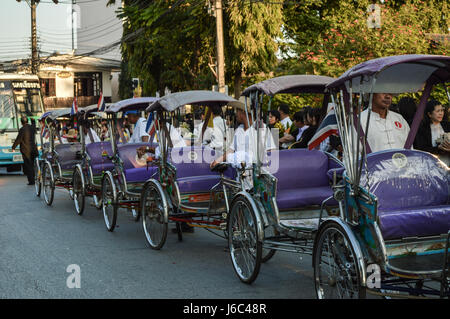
<box><xmin>11</xmin><ymin>81</ymin><xmax>41</xmax><ymax>89</ymax></box>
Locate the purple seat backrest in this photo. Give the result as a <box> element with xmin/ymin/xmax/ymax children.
<box><xmin>55</xmin><ymin>143</ymin><xmax>82</xmax><ymax>162</ymax></box>
<box><xmin>118</xmin><ymin>142</ymin><xmax>157</xmax><ymax>169</ymax></box>
<box><xmin>86</xmin><ymin>142</ymin><xmax>113</xmax><ymax>166</ymax></box>
<box><xmin>169</xmin><ymin>146</ymin><xmax>220</xmax><ymax>178</ymax></box>
<box><xmin>271</xmin><ymin>149</ymin><xmax>330</xmax><ymax>190</ymax></box>
<box><xmin>362</xmin><ymin>149</ymin><xmax>449</xmax><ymax>211</ymax></box>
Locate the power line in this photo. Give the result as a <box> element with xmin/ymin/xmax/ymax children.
<box><xmin>38</xmin><ymin>17</ymin><xmax>120</xmax><ymax>36</ymax></box>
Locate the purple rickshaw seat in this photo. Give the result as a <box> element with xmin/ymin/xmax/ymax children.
<box><xmin>271</xmin><ymin>149</ymin><xmax>339</xmax><ymax>210</ymax></box>
<box><xmin>363</xmin><ymin>149</ymin><xmax>449</xmax><ymax>240</ymax></box>
<box><xmin>169</xmin><ymin>146</ymin><xmax>223</xmax><ymax>194</ymax></box>
<box><xmin>86</xmin><ymin>142</ymin><xmax>114</xmax><ymax>175</ymax></box>
<box><xmin>54</xmin><ymin>143</ymin><xmax>82</xmax><ymax>170</ymax></box>
<box><xmin>118</xmin><ymin>142</ymin><xmax>158</xmax><ymax>183</ymax></box>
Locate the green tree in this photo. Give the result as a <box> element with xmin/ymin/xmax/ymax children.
<box><xmin>224</xmin><ymin>0</ymin><xmax>282</xmax><ymax>97</ymax></box>
<box><xmin>276</xmin><ymin>0</ymin><xmax>449</xmax><ymax>111</ymax></box>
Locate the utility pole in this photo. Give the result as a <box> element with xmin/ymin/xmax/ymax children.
<box><xmin>30</xmin><ymin>0</ymin><xmax>38</xmax><ymax>74</ymax></box>
<box><xmin>16</xmin><ymin>1</ymin><xmax>59</xmax><ymax>74</ymax></box>
<box><xmin>214</xmin><ymin>0</ymin><xmax>225</xmax><ymax>93</ymax></box>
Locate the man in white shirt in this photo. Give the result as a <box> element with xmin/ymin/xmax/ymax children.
<box><xmin>83</xmin><ymin>125</ymin><xmax>101</xmax><ymax>144</ymax></box>
<box><xmin>280</xmin><ymin>110</ymin><xmax>308</xmax><ymax>148</ymax></box>
<box><xmin>126</xmin><ymin>110</ymin><xmax>149</xmax><ymax>143</ymax></box>
<box><xmin>211</xmin><ymin>101</ymin><xmax>276</xmax><ymax>169</ymax></box>
<box><xmin>278</xmin><ymin>104</ymin><xmax>293</xmax><ymax>149</ymax></box>
<box><xmin>205</xmin><ymin>105</ymin><xmax>227</xmax><ymax>152</ymax></box>
<box><xmin>360</xmin><ymin>93</ymin><xmax>410</xmax><ymax>153</ymax></box>
<box><xmin>193</xmin><ymin>110</ymin><xmax>213</xmax><ymax>145</ymax></box>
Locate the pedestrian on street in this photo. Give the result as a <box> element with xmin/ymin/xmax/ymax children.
<box><xmin>12</xmin><ymin>116</ymin><xmax>38</xmax><ymax>185</ymax></box>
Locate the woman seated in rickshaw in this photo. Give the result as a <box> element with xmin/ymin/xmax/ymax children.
<box><xmin>414</xmin><ymin>99</ymin><xmax>450</xmax><ymax>165</ymax></box>
<box><xmin>210</xmin><ymin>100</ymin><xmax>277</xmax><ymax>189</ymax></box>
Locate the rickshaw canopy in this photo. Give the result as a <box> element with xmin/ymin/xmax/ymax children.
<box><xmin>242</xmin><ymin>75</ymin><xmax>335</xmax><ymax>96</ymax></box>
<box><xmin>48</xmin><ymin>108</ymin><xmax>72</xmax><ymax>120</ymax></box>
<box><xmin>106</xmin><ymin>97</ymin><xmax>159</xmax><ymax>113</ymax></box>
<box><xmin>146</xmin><ymin>90</ymin><xmax>238</xmax><ymax>113</ymax></box>
<box><xmin>327</xmin><ymin>54</ymin><xmax>450</xmax><ymax>94</ymax></box>
<box><xmin>78</xmin><ymin>103</ymin><xmax>111</xmax><ymax>116</ymax></box>
<box><xmin>39</xmin><ymin>111</ymin><xmax>53</xmax><ymax>121</ymax></box>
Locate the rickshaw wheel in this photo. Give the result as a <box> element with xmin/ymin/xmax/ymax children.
<box><xmin>93</xmin><ymin>195</ymin><xmax>102</xmax><ymax>210</ymax></box>
<box><xmin>228</xmin><ymin>195</ymin><xmax>262</xmax><ymax>284</ymax></box>
<box><xmin>141</xmin><ymin>180</ymin><xmax>168</xmax><ymax>250</ymax></box>
<box><xmin>42</xmin><ymin>161</ymin><xmax>54</xmax><ymax>206</ymax></box>
<box><xmin>101</xmin><ymin>172</ymin><xmax>117</xmax><ymax>232</ymax></box>
<box><xmin>34</xmin><ymin>158</ymin><xmax>41</xmax><ymax>197</ymax></box>
<box><xmin>261</xmin><ymin>226</ymin><xmax>277</xmax><ymax>263</ymax></box>
<box><xmin>313</xmin><ymin>221</ymin><xmax>366</xmax><ymax>299</ymax></box>
<box><xmin>131</xmin><ymin>208</ymin><xmax>140</xmax><ymax>222</ymax></box>
<box><xmin>73</xmin><ymin>166</ymin><xmax>85</xmax><ymax>216</ymax></box>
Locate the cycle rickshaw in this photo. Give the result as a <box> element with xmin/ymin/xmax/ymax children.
<box><xmin>311</xmin><ymin>54</ymin><xmax>450</xmax><ymax>299</ymax></box>
<box><xmin>139</xmin><ymin>90</ymin><xmax>242</xmax><ymax>249</ymax></box>
<box><xmin>34</xmin><ymin>110</ymin><xmax>53</xmax><ymax>197</ymax></box>
<box><xmin>40</xmin><ymin>108</ymin><xmax>83</xmax><ymax>206</ymax></box>
<box><xmin>224</xmin><ymin>75</ymin><xmax>345</xmax><ymax>284</ymax></box>
<box><xmin>71</xmin><ymin>103</ymin><xmax>111</xmax><ymax>215</ymax></box>
<box><xmin>101</xmin><ymin>97</ymin><xmax>159</xmax><ymax>231</ymax></box>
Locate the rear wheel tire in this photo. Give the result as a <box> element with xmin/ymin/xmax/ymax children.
<box><xmin>42</xmin><ymin>161</ymin><xmax>54</xmax><ymax>206</ymax></box>
<box><xmin>93</xmin><ymin>194</ymin><xmax>102</xmax><ymax>210</ymax></box>
<box><xmin>34</xmin><ymin>158</ymin><xmax>41</xmax><ymax>197</ymax></box>
<box><xmin>102</xmin><ymin>172</ymin><xmax>117</xmax><ymax>232</ymax></box>
<box><xmin>132</xmin><ymin>208</ymin><xmax>140</xmax><ymax>222</ymax></box>
<box><xmin>73</xmin><ymin>167</ymin><xmax>85</xmax><ymax>216</ymax></box>
<box><xmin>228</xmin><ymin>195</ymin><xmax>262</xmax><ymax>284</ymax></box>
<box><xmin>313</xmin><ymin>221</ymin><xmax>366</xmax><ymax>299</ymax></box>
<box><xmin>261</xmin><ymin>226</ymin><xmax>277</xmax><ymax>263</ymax></box>
<box><xmin>141</xmin><ymin>181</ymin><xmax>168</xmax><ymax>250</ymax></box>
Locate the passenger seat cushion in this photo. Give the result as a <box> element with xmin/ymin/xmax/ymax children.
<box><xmin>118</xmin><ymin>142</ymin><xmax>157</xmax><ymax>170</ymax></box>
<box><xmin>169</xmin><ymin>146</ymin><xmax>224</xmax><ymax>194</ymax></box>
<box><xmin>272</xmin><ymin>149</ymin><xmax>331</xmax><ymax>190</ymax></box>
<box><xmin>276</xmin><ymin>187</ymin><xmax>336</xmax><ymax>210</ymax></box>
<box><xmin>177</xmin><ymin>175</ymin><xmax>221</xmax><ymax>194</ymax></box>
<box><xmin>86</xmin><ymin>142</ymin><xmax>114</xmax><ymax>175</ymax></box>
<box><xmin>124</xmin><ymin>166</ymin><xmax>158</xmax><ymax>183</ymax></box>
<box><xmin>379</xmin><ymin>206</ymin><xmax>450</xmax><ymax>240</ymax></box>
<box><xmin>364</xmin><ymin>150</ymin><xmax>448</xmax><ymax>211</ymax></box>
<box><xmin>55</xmin><ymin>143</ymin><xmax>82</xmax><ymax>169</ymax></box>
<box><xmin>363</xmin><ymin>150</ymin><xmax>449</xmax><ymax>239</ymax></box>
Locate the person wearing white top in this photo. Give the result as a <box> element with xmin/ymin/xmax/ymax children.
<box><xmin>360</xmin><ymin>93</ymin><xmax>410</xmax><ymax>153</ymax></box>
<box><xmin>83</xmin><ymin>127</ymin><xmax>101</xmax><ymax>144</ymax></box>
<box><xmin>193</xmin><ymin>110</ymin><xmax>213</xmax><ymax>145</ymax></box>
<box><xmin>204</xmin><ymin>105</ymin><xmax>228</xmax><ymax>152</ymax></box>
<box><xmin>211</xmin><ymin>103</ymin><xmax>276</xmax><ymax>190</ymax></box>
<box><xmin>278</xmin><ymin>104</ymin><xmax>293</xmax><ymax>149</ymax></box>
<box><xmin>127</xmin><ymin>111</ymin><xmax>149</xmax><ymax>143</ymax></box>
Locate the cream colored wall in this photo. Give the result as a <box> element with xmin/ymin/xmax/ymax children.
<box><xmin>55</xmin><ymin>75</ymin><xmax>74</xmax><ymax>98</ymax></box>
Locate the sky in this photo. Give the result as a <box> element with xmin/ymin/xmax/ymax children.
<box><xmin>0</xmin><ymin>0</ymin><xmax>122</xmax><ymax>62</ymax></box>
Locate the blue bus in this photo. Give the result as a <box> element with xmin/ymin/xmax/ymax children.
<box><xmin>0</xmin><ymin>73</ymin><xmax>44</xmax><ymax>172</ymax></box>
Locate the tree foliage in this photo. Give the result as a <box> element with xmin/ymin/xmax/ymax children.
<box><xmin>109</xmin><ymin>0</ymin><xmax>449</xmax><ymax>107</ymax></box>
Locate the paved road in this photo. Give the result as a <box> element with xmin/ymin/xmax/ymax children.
<box><xmin>0</xmin><ymin>169</ymin><xmax>316</xmax><ymax>299</ymax></box>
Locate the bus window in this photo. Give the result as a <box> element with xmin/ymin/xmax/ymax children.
<box><xmin>0</xmin><ymin>83</ymin><xmax>17</xmax><ymax>131</ymax></box>
<box><xmin>13</xmin><ymin>88</ymin><xmax>43</xmax><ymax>115</ymax></box>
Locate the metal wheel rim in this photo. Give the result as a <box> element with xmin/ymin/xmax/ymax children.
<box><xmin>34</xmin><ymin>160</ymin><xmax>41</xmax><ymax>196</ymax></box>
<box><xmin>93</xmin><ymin>194</ymin><xmax>102</xmax><ymax>209</ymax></box>
<box><xmin>43</xmin><ymin>163</ymin><xmax>53</xmax><ymax>205</ymax></box>
<box><xmin>261</xmin><ymin>226</ymin><xmax>276</xmax><ymax>263</ymax></box>
<box><xmin>142</xmin><ymin>184</ymin><xmax>167</xmax><ymax>249</ymax></box>
<box><xmin>73</xmin><ymin>170</ymin><xmax>84</xmax><ymax>215</ymax></box>
<box><xmin>102</xmin><ymin>175</ymin><xmax>115</xmax><ymax>230</ymax></box>
<box><xmin>315</xmin><ymin>226</ymin><xmax>362</xmax><ymax>299</ymax></box>
<box><xmin>229</xmin><ymin>199</ymin><xmax>260</xmax><ymax>282</ymax></box>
